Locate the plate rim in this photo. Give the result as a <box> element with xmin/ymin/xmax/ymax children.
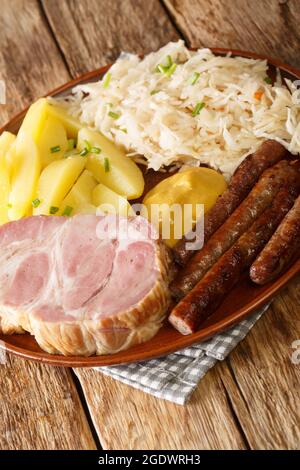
<box><xmin>0</xmin><ymin>47</ymin><xmax>300</xmax><ymax>367</ymax></box>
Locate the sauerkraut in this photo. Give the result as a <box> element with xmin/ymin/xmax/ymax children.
<box><xmin>60</xmin><ymin>40</ymin><xmax>300</xmax><ymax>177</ymax></box>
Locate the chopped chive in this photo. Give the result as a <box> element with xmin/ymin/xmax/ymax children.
<box><xmin>80</xmin><ymin>148</ymin><xmax>89</xmax><ymax>157</ymax></box>
<box><xmin>84</xmin><ymin>140</ymin><xmax>91</xmax><ymax>152</ymax></box>
<box><xmin>165</xmin><ymin>63</ymin><xmax>177</xmax><ymax>77</ymax></box>
<box><xmin>166</xmin><ymin>55</ymin><xmax>173</xmax><ymax>67</ymax></box>
<box><xmin>104</xmin><ymin>157</ymin><xmax>110</xmax><ymax>172</ymax></box>
<box><xmin>67</xmin><ymin>139</ymin><xmax>75</xmax><ymax>151</ymax></box>
<box><xmin>108</xmin><ymin>111</ymin><xmax>120</xmax><ymax>119</ymax></box>
<box><xmin>102</xmin><ymin>72</ymin><xmax>111</xmax><ymax>88</ymax></box>
<box><xmin>150</xmin><ymin>89</ymin><xmax>160</xmax><ymax>95</ymax></box>
<box><xmin>62</xmin><ymin>205</ymin><xmax>73</xmax><ymax>216</ymax></box>
<box><xmin>156</xmin><ymin>64</ymin><xmax>168</xmax><ymax>74</ymax></box>
<box><xmin>49</xmin><ymin>206</ymin><xmax>59</xmax><ymax>215</ymax></box>
<box><xmin>189</xmin><ymin>71</ymin><xmax>200</xmax><ymax>85</ymax></box>
<box><xmin>50</xmin><ymin>145</ymin><xmax>61</xmax><ymax>153</ymax></box>
<box><xmin>90</xmin><ymin>146</ymin><xmax>101</xmax><ymax>154</ymax></box>
<box><xmin>264</xmin><ymin>76</ymin><xmax>272</xmax><ymax>84</ymax></box>
<box><xmin>192</xmin><ymin>102</ymin><xmax>205</xmax><ymax>117</ymax></box>
<box><xmin>32</xmin><ymin>198</ymin><xmax>41</xmax><ymax>208</ymax></box>
<box><xmin>119</xmin><ymin>127</ymin><xmax>127</xmax><ymax>133</ymax></box>
<box><xmin>7</xmin><ymin>203</ymin><xmax>12</xmax><ymax>209</ymax></box>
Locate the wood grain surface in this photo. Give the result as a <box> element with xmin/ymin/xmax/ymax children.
<box><xmin>0</xmin><ymin>0</ymin><xmax>299</xmax><ymax>450</ymax></box>
<box><xmin>0</xmin><ymin>0</ymin><xmax>95</xmax><ymax>450</ymax></box>
<box><xmin>163</xmin><ymin>0</ymin><xmax>300</xmax><ymax>67</ymax></box>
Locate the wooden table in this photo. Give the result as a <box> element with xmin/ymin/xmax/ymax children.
<box><xmin>0</xmin><ymin>0</ymin><xmax>299</xmax><ymax>450</ymax></box>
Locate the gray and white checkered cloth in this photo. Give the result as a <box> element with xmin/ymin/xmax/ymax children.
<box><xmin>94</xmin><ymin>304</ymin><xmax>269</xmax><ymax>405</ymax></box>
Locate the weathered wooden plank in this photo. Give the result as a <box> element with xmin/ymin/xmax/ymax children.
<box><xmin>219</xmin><ymin>275</ymin><xmax>300</xmax><ymax>450</ymax></box>
<box><xmin>0</xmin><ymin>0</ymin><xmax>96</xmax><ymax>450</ymax></box>
<box><xmin>41</xmin><ymin>0</ymin><xmax>179</xmax><ymax>76</ymax></box>
<box><xmin>163</xmin><ymin>0</ymin><xmax>300</xmax><ymax>67</ymax></box>
<box><xmin>0</xmin><ymin>0</ymin><xmax>70</xmax><ymax>125</ymax></box>
<box><xmin>0</xmin><ymin>355</ymin><xmax>96</xmax><ymax>450</ymax></box>
<box><xmin>76</xmin><ymin>363</ymin><xmax>246</xmax><ymax>450</ymax></box>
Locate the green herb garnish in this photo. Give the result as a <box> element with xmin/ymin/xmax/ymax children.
<box><xmin>62</xmin><ymin>205</ymin><xmax>73</xmax><ymax>216</ymax></box>
<box><xmin>150</xmin><ymin>89</ymin><xmax>160</xmax><ymax>96</ymax></box>
<box><xmin>165</xmin><ymin>63</ymin><xmax>177</xmax><ymax>77</ymax></box>
<box><xmin>67</xmin><ymin>139</ymin><xmax>75</xmax><ymax>151</ymax></box>
<box><xmin>189</xmin><ymin>72</ymin><xmax>200</xmax><ymax>85</ymax></box>
<box><xmin>80</xmin><ymin>148</ymin><xmax>89</xmax><ymax>157</ymax></box>
<box><xmin>166</xmin><ymin>55</ymin><xmax>173</xmax><ymax>68</ymax></box>
<box><xmin>90</xmin><ymin>146</ymin><xmax>101</xmax><ymax>154</ymax></box>
<box><xmin>50</xmin><ymin>145</ymin><xmax>61</xmax><ymax>153</ymax></box>
<box><xmin>108</xmin><ymin>111</ymin><xmax>120</xmax><ymax>119</ymax></box>
<box><xmin>119</xmin><ymin>127</ymin><xmax>127</xmax><ymax>133</ymax></box>
<box><xmin>104</xmin><ymin>157</ymin><xmax>110</xmax><ymax>172</ymax></box>
<box><xmin>192</xmin><ymin>102</ymin><xmax>205</xmax><ymax>117</ymax></box>
<box><xmin>264</xmin><ymin>76</ymin><xmax>272</xmax><ymax>84</ymax></box>
<box><xmin>84</xmin><ymin>140</ymin><xmax>91</xmax><ymax>152</ymax></box>
<box><xmin>32</xmin><ymin>198</ymin><xmax>41</xmax><ymax>208</ymax></box>
<box><xmin>7</xmin><ymin>203</ymin><xmax>12</xmax><ymax>209</ymax></box>
<box><xmin>49</xmin><ymin>206</ymin><xmax>59</xmax><ymax>215</ymax></box>
<box><xmin>102</xmin><ymin>72</ymin><xmax>111</xmax><ymax>88</ymax></box>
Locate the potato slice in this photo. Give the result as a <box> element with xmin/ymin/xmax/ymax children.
<box><xmin>33</xmin><ymin>156</ymin><xmax>85</xmax><ymax>216</ymax></box>
<box><xmin>59</xmin><ymin>169</ymin><xmax>97</xmax><ymax>215</ymax></box>
<box><xmin>72</xmin><ymin>203</ymin><xmax>97</xmax><ymax>215</ymax></box>
<box><xmin>93</xmin><ymin>183</ymin><xmax>135</xmax><ymax>217</ymax></box>
<box><xmin>8</xmin><ymin>131</ymin><xmax>40</xmax><ymax>220</ymax></box>
<box><xmin>47</xmin><ymin>100</ymin><xmax>82</xmax><ymax>139</ymax></box>
<box><xmin>0</xmin><ymin>131</ymin><xmax>15</xmax><ymax>159</ymax></box>
<box><xmin>38</xmin><ymin>116</ymin><xmax>68</xmax><ymax>168</ymax></box>
<box><xmin>78</xmin><ymin>128</ymin><xmax>144</xmax><ymax>199</ymax></box>
<box><xmin>0</xmin><ymin>151</ymin><xmax>10</xmax><ymax>224</ymax></box>
<box><xmin>21</xmin><ymin>97</ymin><xmax>81</xmax><ymax>139</ymax></box>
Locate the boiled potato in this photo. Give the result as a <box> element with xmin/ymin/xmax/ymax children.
<box><xmin>78</xmin><ymin>128</ymin><xmax>144</xmax><ymax>199</ymax></box>
<box><xmin>59</xmin><ymin>169</ymin><xmax>97</xmax><ymax>215</ymax></box>
<box><xmin>21</xmin><ymin>98</ymin><xmax>81</xmax><ymax>140</ymax></box>
<box><xmin>8</xmin><ymin>131</ymin><xmax>40</xmax><ymax>220</ymax></box>
<box><xmin>72</xmin><ymin>203</ymin><xmax>97</xmax><ymax>215</ymax></box>
<box><xmin>47</xmin><ymin>100</ymin><xmax>82</xmax><ymax>138</ymax></box>
<box><xmin>0</xmin><ymin>150</ymin><xmax>10</xmax><ymax>224</ymax></box>
<box><xmin>0</xmin><ymin>131</ymin><xmax>16</xmax><ymax>168</ymax></box>
<box><xmin>93</xmin><ymin>183</ymin><xmax>135</xmax><ymax>217</ymax></box>
<box><xmin>19</xmin><ymin>99</ymin><xmax>69</xmax><ymax>168</ymax></box>
<box><xmin>33</xmin><ymin>156</ymin><xmax>85</xmax><ymax>216</ymax></box>
<box><xmin>38</xmin><ymin>116</ymin><xmax>68</xmax><ymax>168</ymax></box>
<box><xmin>20</xmin><ymin>98</ymin><xmax>49</xmax><ymax>142</ymax></box>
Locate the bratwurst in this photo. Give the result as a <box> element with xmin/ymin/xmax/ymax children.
<box><xmin>250</xmin><ymin>195</ymin><xmax>300</xmax><ymax>285</ymax></box>
<box><xmin>173</xmin><ymin>140</ymin><xmax>288</xmax><ymax>266</ymax></box>
<box><xmin>169</xmin><ymin>186</ymin><xmax>298</xmax><ymax>335</ymax></box>
<box><xmin>171</xmin><ymin>160</ymin><xmax>300</xmax><ymax>300</ymax></box>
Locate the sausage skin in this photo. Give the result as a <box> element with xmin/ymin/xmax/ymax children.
<box><xmin>173</xmin><ymin>140</ymin><xmax>288</xmax><ymax>266</ymax></box>
<box><xmin>250</xmin><ymin>195</ymin><xmax>300</xmax><ymax>285</ymax></box>
<box><xmin>171</xmin><ymin>160</ymin><xmax>300</xmax><ymax>300</ymax></box>
<box><xmin>169</xmin><ymin>187</ymin><xmax>298</xmax><ymax>335</ymax></box>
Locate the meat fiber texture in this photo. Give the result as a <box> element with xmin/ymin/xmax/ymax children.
<box><xmin>0</xmin><ymin>215</ymin><xmax>171</xmax><ymax>356</ymax></box>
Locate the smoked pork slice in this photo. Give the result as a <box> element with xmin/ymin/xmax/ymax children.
<box><xmin>0</xmin><ymin>215</ymin><xmax>171</xmax><ymax>356</ymax></box>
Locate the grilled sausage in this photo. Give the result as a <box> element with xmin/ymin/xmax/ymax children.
<box><xmin>250</xmin><ymin>195</ymin><xmax>300</xmax><ymax>285</ymax></box>
<box><xmin>169</xmin><ymin>187</ymin><xmax>298</xmax><ymax>335</ymax></box>
<box><xmin>171</xmin><ymin>160</ymin><xmax>300</xmax><ymax>300</ymax></box>
<box><xmin>173</xmin><ymin>140</ymin><xmax>288</xmax><ymax>266</ymax></box>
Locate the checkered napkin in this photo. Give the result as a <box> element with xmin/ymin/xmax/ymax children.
<box><xmin>94</xmin><ymin>304</ymin><xmax>269</xmax><ymax>405</ymax></box>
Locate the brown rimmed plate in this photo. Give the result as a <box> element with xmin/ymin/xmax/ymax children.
<box><xmin>0</xmin><ymin>49</ymin><xmax>299</xmax><ymax>367</ymax></box>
